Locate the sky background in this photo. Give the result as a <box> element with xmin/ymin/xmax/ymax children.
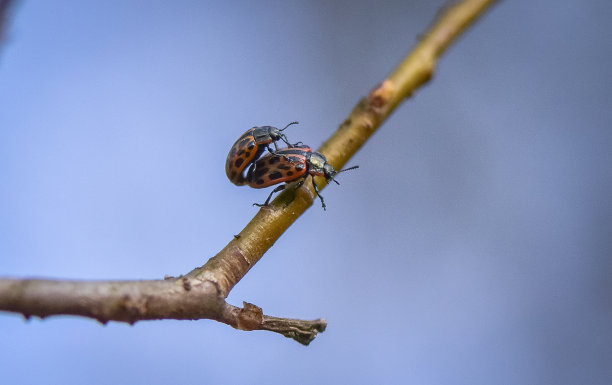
<box><xmin>1</xmin><ymin>1</ymin><xmax>611</xmax><ymax>384</ymax></box>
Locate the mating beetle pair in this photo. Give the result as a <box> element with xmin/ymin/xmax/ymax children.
<box><xmin>225</xmin><ymin>122</ymin><xmax>299</xmax><ymax>186</ymax></box>
<box><xmin>225</xmin><ymin>122</ymin><xmax>358</xmax><ymax>210</ymax></box>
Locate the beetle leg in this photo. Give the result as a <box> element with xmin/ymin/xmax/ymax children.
<box><xmin>311</xmin><ymin>177</ymin><xmax>326</xmax><ymax>210</ymax></box>
<box><xmin>253</xmin><ymin>184</ymin><xmax>287</xmax><ymax>207</ymax></box>
<box><xmin>280</xmin><ymin>135</ymin><xmax>291</xmax><ymax>147</ymax></box>
<box><xmin>267</xmin><ymin>145</ymin><xmax>295</xmax><ymax>163</ymax></box>
<box><xmin>280</xmin><ymin>134</ymin><xmax>302</xmax><ymax>148</ymax></box>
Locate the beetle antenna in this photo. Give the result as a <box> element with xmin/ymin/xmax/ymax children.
<box><xmin>280</xmin><ymin>121</ymin><xmax>299</xmax><ymax>131</ymax></box>
<box><xmin>337</xmin><ymin>165</ymin><xmax>359</xmax><ymax>173</ymax></box>
<box><xmin>329</xmin><ymin>165</ymin><xmax>359</xmax><ymax>185</ymax></box>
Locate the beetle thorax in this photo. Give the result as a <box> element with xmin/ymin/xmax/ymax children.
<box><xmin>308</xmin><ymin>152</ymin><xmax>329</xmax><ymax>178</ymax></box>
<box><xmin>252</xmin><ymin>126</ymin><xmax>276</xmax><ymax>142</ymax></box>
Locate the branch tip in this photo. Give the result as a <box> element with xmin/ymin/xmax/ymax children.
<box><xmin>262</xmin><ymin>316</ymin><xmax>327</xmax><ymax>346</ymax></box>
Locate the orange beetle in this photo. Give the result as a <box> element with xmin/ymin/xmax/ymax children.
<box><xmin>225</xmin><ymin>122</ymin><xmax>299</xmax><ymax>185</ymax></box>
<box><xmin>246</xmin><ymin>146</ymin><xmax>358</xmax><ymax>210</ymax></box>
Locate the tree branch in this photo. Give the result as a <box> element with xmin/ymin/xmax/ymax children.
<box><xmin>0</xmin><ymin>277</ymin><xmax>326</xmax><ymax>345</ymax></box>
<box><xmin>0</xmin><ymin>0</ymin><xmax>497</xmax><ymax>345</ymax></box>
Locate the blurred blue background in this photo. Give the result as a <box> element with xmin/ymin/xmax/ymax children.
<box><xmin>1</xmin><ymin>0</ymin><xmax>611</xmax><ymax>383</ymax></box>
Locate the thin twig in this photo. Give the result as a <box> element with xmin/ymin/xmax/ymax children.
<box><xmin>0</xmin><ymin>0</ymin><xmax>498</xmax><ymax>345</ymax></box>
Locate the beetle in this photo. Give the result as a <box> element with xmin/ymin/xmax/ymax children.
<box><xmin>225</xmin><ymin>122</ymin><xmax>300</xmax><ymax>186</ymax></box>
<box><xmin>246</xmin><ymin>145</ymin><xmax>359</xmax><ymax>210</ymax></box>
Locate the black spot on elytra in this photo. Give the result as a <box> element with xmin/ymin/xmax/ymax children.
<box><xmin>254</xmin><ymin>167</ymin><xmax>270</xmax><ymax>178</ymax></box>
<box><xmin>247</xmin><ymin>141</ymin><xmax>256</xmax><ymax>150</ymax></box>
<box><xmin>286</xmin><ymin>171</ymin><xmax>294</xmax><ymax>176</ymax></box>
<box><xmin>237</xmin><ymin>149</ymin><xmax>245</xmax><ymax>156</ymax></box>
<box><xmin>295</xmin><ymin>164</ymin><xmax>305</xmax><ymax>171</ymax></box>
<box><xmin>256</xmin><ymin>179</ymin><xmax>265</xmax><ymax>185</ymax></box>
<box><xmin>234</xmin><ymin>158</ymin><xmax>244</xmax><ymax>168</ymax></box>
<box><xmin>268</xmin><ymin>171</ymin><xmax>283</xmax><ymax>180</ymax></box>
<box><xmin>269</xmin><ymin>156</ymin><xmax>280</xmax><ymax>164</ymax></box>
<box><xmin>230</xmin><ymin>148</ymin><xmax>237</xmax><ymax>157</ymax></box>
<box><xmin>244</xmin><ymin>151</ymin><xmax>251</xmax><ymax>158</ymax></box>
<box><xmin>277</xmin><ymin>164</ymin><xmax>291</xmax><ymax>170</ymax></box>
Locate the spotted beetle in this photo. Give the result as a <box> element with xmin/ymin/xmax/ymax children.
<box><xmin>246</xmin><ymin>145</ymin><xmax>359</xmax><ymax>210</ymax></box>
<box><xmin>225</xmin><ymin>122</ymin><xmax>300</xmax><ymax>186</ymax></box>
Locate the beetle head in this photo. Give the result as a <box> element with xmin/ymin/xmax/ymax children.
<box><xmin>327</xmin><ymin>164</ymin><xmax>359</xmax><ymax>185</ymax></box>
